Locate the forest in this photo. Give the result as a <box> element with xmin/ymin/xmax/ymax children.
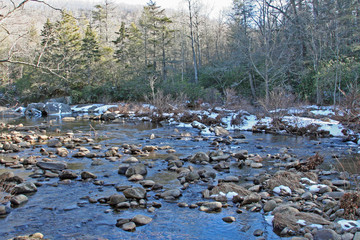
<box><xmin>0</xmin><ymin>0</ymin><xmax>359</xmax><ymax>108</ymax></box>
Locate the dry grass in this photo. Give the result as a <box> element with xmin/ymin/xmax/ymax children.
<box><xmin>296</xmin><ymin>153</ymin><xmax>324</xmax><ymax>172</ymax></box>
<box><xmin>340</xmin><ymin>192</ymin><xmax>360</xmax><ymax>220</ymax></box>
<box><xmin>266</xmin><ymin>171</ymin><xmax>303</xmax><ymax>191</ymax></box>
<box><xmin>0</xmin><ymin>179</ymin><xmax>15</xmax><ymax>203</ymax></box>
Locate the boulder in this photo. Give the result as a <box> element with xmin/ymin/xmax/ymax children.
<box><xmin>13</xmin><ymin>182</ymin><xmax>37</xmax><ymax>194</ymax></box>
<box><xmin>272</xmin><ymin>206</ymin><xmax>331</xmax><ymax>233</ymax></box>
<box><xmin>123</xmin><ymin>187</ymin><xmax>146</xmax><ymax>199</ymax></box>
<box><xmin>131</xmin><ymin>214</ymin><xmax>153</xmax><ymax>226</ymax></box>
<box><xmin>109</xmin><ymin>194</ymin><xmax>127</xmax><ymax>206</ymax></box>
<box><xmin>125</xmin><ymin>163</ymin><xmax>147</xmax><ymax>177</ymax></box>
<box><xmin>25</xmin><ymin>103</ymin><xmax>45</xmax><ymax>116</ymax></box>
<box><xmin>44</xmin><ymin>102</ymin><xmax>72</xmax><ymax>115</ymax></box>
<box><xmin>36</xmin><ymin>161</ymin><xmax>67</xmax><ymax>171</ymax></box>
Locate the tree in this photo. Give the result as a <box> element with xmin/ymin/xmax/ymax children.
<box><xmin>186</xmin><ymin>0</ymin><xmax>199</xmax><ymax>84</ymax></box>
<box><xmin>39</xmin><ymin>11</ymin><xmax>82</xmax><ymax>95</ymax></box>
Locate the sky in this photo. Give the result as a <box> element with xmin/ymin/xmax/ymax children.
<box><xmin>99</xmin><ymin>0</ymin><xmax>233</xmax><ymax>17</ymax></box>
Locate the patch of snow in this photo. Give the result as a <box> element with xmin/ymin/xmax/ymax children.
<box><xmin>273</xmin><ymin>185</ymin><xmax>292</xmax><ymax>195</ymax></box>
<box><xmin>309</xmin><ymin>224</ymin><xmax>323</xmax><ymax>229</ymax></box>
<box><xmin>301</xmin><ymin>177</ymin><xmax>317</xmax><ymax>185</ymax></box>
<box><xmin>308</xmin><ymin>184</ymin><xmax>328</xmax><ymax>193</ymax></box>
<box><xmin>225</xmin><ymin>192</ymin><xmax>238</xmax><ymax>200</ymax></box>
<box><xmin>338</xmin><ymin>219</ymin><xmax>360</xmax><ymax>231</ymax></box>
<box><xmin>297</xmin><ymin>219</ymin><xmax>306</xmax><ymax>226</ymax></box>
<box><xmin>94</xmin><ymin>105</ymin><xmax>118</xmax><ymax>114</ymax></box>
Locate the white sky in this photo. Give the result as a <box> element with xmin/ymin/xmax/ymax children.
<box><xmin>106</xmin><ymin>0</ymin><xmax>232</xmax><ymax>17</ymax></box>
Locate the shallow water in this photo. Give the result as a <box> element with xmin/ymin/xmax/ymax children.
<box><xmin>0</xmin><ymin>117</ymin><xmax>358</xmax><ymax>240</ymax></box>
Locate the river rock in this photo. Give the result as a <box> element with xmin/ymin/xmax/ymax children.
<box><xmin>43</xmin><ymin>102</ymin><xmax>71</xmax><ymax>116</ymax></box>
<box><xmin>125</xmin><ymin>163</ymin><xmax>147</xmax><ymax>177</ymax></box>
<box><xmin>272</xmin><ymin>206</ymin><xmax>331</xmax><ymax>232</ymax></box>
<box><xmin>3</xmin><ymin>143</ymin><xmax>20</xmax><ymax>152</ymax></box>
<box><xmin>128</xmin><ymin>174</ymin><xmax>144</xmax><ymax>181</ymax></box>
<box><xmin>234</xmin><ymin>150</ymin><xmax>248</xmax><ymax>160</ymax></box>
<box><xmin>123</xmin><ymin>187</ymin><xmax>146</xmax><ymax>199</ymax></box>
<box><xmin>211</xmin><ymin>154</ymin><xmax>231</xmax><ymax>162</ymax></box>
<box><xmin>56</xmin><ymin>148</ymin><xmax>69</xmax><ymax>157</ymax></box>
<box><xmin>222</xmin><ymin>216</ymin><xmax>236</xmax><ymax>223</ymax></box>
<box><xmin>13</xmin><ymin>182</ymin><xmax>37</xmax><ymax>194</ymax></box>
<box><xmin>36</xmin><ymin>161</ymin><xmax>67</xmax><ymax>171</ymax></box>
<box><xmin>0</xmin><ymin>205</ymin><xmax>10</xmax><ymax>216</ymax></box>
<box><xmin>140</xmin><ymin>180</ymin><xmax>155</xmax><ymax>188</ymax></box>
<box><xmin>81</xmin><ymin>171</ymin><xmax>97</xmax><ymax>180</ymax></box>
<box><xmin>223</xmin><ymin>176</ymin><xmax>239</xmax><ymax>182</ymax></box>
<box><xmin>25</xmin><ymin>103</ymin><xmax>45</xmax><ymax>116</ymax></box>
<box><xmin>313</xmin><ymin>229</ymin><xmax>341</xmax><ymax>240</ymax></box>
<box><xmin>0</xmin><ymin>171</ymin><xmax>14</xmax><ymax>180</ymax></box>
<box><xmin>242</xmin><ymin>193</ymin><xmax>261</xmax><ymax>205</ymax></box>
<box><xmin>160</xmin><ymin>189</ymin><xmax>182</xmax><ymax>199</ymax></box>
<box><xmin>250</xmin><ymin>162</ymin><xmax>263</xmax><ymax>168</ymax></box>
<box><xmin>199</xmin><ymin>201</ymin><xmax>222</xmax><ymax>212</ymax></box>
<box><xmin>213</xmin><ymin>126</ymin><xmax>229</xmax><ymax>136</ymax></box>
<box><xmin>331</xmin><ymin>180</ymin><xmax>350</xmax><ymax>188</ymax></box>
<box><xmin>185</xmin><ymin>171</ymin><xmax>200</xmax><ymax>182</ymax></box>
<box><xmin>101</xmin><ymin>112</ymin><xmax>116</xmax><ymax>121</ymax></box>
<box><xmin>118</xmin><ymin>164</ymin><xmax>130</xmax><ymax>175</ymax></box>
<box><xmin>263</xmin><ymin>200</ymin><xmax>277</xmax><ymax>212</ymax></box>
<box><xmin>190</xmin><ymin>152</ymin><xmax>209</xmax><ymax>163</ymax></box>
<box><xmin>132</xmin><ymin>214</ymin><xmax>153</xmax><ymax>226</ymax></box>
<box><xmin>122</xmin><ymin>222</ymin><xmax>136</xmax><ymax>231</ymax></box>
<box><xmin>59</xmin><ymin>170</ymin><xmax>78</xmax><ymax>180</ymax></box>
<box><xmin>213</xmin><ymin>161</ymin><xmax>230</xmax><ymax>170</ymax></box>
<box><xmin>109</xmin><ymin>194</ymin><xmax>127</xmax><ymax>206</ymax></box>
<box><xmin>47</xmin><ymin>139</ymin><xmax>63</xmax><ymax>148</ymax></box>
<box><xmin>10</xmin><ymin>194</ymin><xmax>28</xmax><ymax>205</ymax></box>
<box><xmin>116</xmin><ymin>218</ymin><xmax>130</xmax><ymax>227</ymax></box>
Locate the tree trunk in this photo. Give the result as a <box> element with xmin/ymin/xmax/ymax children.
<box><xmin>187</xmin><ymin>0</ymin><xmax>199</xmax><ymax>84</ymax></box>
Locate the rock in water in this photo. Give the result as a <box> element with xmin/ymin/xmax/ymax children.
<box><xmin>59</xmin><ymin>170</ymin><xmax>78</xmax><ymax>180</ymax></box>
<box><xmin>125</xmin><ymin>163</ymin><xmax>147</xmax><ymax>177</ymax></box>
<box><xmin>10</xmin><ymin>194</ymin><xmax>28</xmax><ymax>205</ymax></box>
<box><xmin>13</xmin><ymin>182</ymin><xmax>37</xmax><ymax>194</ymax></box>
<box><xmin>109</xmin><ymin>194</ymin><xmax>127</xmax><ymax>206</ymax></box>
<box><xmin>131</xmin><ymin>215</ymin><xmax>153</xmax><ymax>226</ymax></box>
<box><xmin>123</xmin><ymin>187</ymin><xmax>146</xmax><ymax>199</ymax></box>
<box><xmin>122</xmin><ymin>222</ymin><xmax>136</xmax><ymax>231</ymax></box>
<box><xmin>81</xmin><ymin>171</ymin><xmax>97</xmax><ymax>180</ymax></box>
<box><xmin>36</xmin><ymin>161</ymin><xmax>67</xmax><ymax>171</ymax></box>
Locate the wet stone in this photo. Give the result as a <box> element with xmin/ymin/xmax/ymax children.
<box><xmin>132</xmin><ymin>214</ymin><xmax>153</xmax><ymax>226</ymax></box>
<box><xmin>222</xmin><ymin>216</ymin><xmax>236</xmax><ymax>223</ymax></box>
<box><xmin>122</xmin><ymin>222</ymin><xmax>136</xmax><ymax>231</ymax></box>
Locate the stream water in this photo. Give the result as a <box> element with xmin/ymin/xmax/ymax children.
<box><xmin>0</xmin><ymin>116</ymin><xmax>358</xmax><ymax>240</ymax></box>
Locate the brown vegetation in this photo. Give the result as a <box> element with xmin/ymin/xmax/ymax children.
<box><xmin>340</xmin><ymin>192</ymin><xmax>360</xmax><ymax>220</ymax></box>
<box><xmin>296</xmin><ymin>153</ymin><xmax>324</xmax><ymax>172</ymax></box>
<box><xmin>266</xmin><ymin>171</ymin><xmax>303</xmax><ymax>191</ymax></box>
